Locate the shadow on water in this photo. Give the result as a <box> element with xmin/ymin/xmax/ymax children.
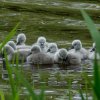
<box><xmin>24</xmin><ymin>63</ymin><xmax>83</xmax><ymax>72</ymax></box>
<box><xmin>23</xmin><ymin>61</ymin><xmax>93</xmax><ymax>99</ymax></box>
<box><xmin>0</xmin><ymin>58</ymin><xmax>94</xmax><ymax>99</ymax></box>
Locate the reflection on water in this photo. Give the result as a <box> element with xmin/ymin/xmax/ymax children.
<box><xmin>0</xmin><ymin>60</ymin><xmax>93</xmax><ymax>100</ymax></box>
<box><xmin>1</xmin><ymin>0</ymin><xmax>100</xmax><ymax>11</ymax></box>
<box><xmin>0</xmin><ymin>59</ymin><xmax>93</xmax><ymax>100</ymax></box>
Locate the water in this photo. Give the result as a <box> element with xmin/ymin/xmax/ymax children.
<box><xmin>0</xmin><ymin>60</ymin><xmax>93</xmax><ymax>100</ymax></box>
<box><xmin>1</xmin><ymin>0</ymin><xmax>100</xmax><ymax>45</ymax></box>
<box><xmin>0</xmin><ymin>0</ymin><xmax>98</xmax><ymax>99</ymax></box>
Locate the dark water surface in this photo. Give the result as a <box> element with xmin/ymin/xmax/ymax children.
<box><xmin>1</xmin><ymin>0</ymin><xmax>100</xmax><ymax>46</ymax></box>
<box><xmin>0</xmin><ymin>60</ymin><xmax>93</xmax><ymax>100</ymax></box>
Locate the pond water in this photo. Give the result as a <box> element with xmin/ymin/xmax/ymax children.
<box><xmin>1</xmin><ymin>0</ymin><xmax>100</xmax><ymax>45</ymax></box>
<box><xmin>0</xmin><ymin>0</ymin><xmax>99</xmax><ymax>99</ymax></box>
<box><xmin>0</xmin><ymin>59</ymin><xmax>94</xmax><ymax>100</ymax></box>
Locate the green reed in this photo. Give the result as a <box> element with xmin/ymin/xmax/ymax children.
<box><xmin>81</xmin><ymin>9</ymin><xmax>100</xmax><ymax>100</ymax></box>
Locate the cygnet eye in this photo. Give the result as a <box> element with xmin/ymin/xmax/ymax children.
<box><xmin>74</xmin><ymin>43</ymin><xmax>77</xmax><ymax>46</ymax></box>
<box><xmin>39</xmin><ymin>41</ymin><xmax>41</xmax><ymax>43</ymax></box>
<box><xmin>51</xmin><ymin>47</ymin><xmax>53</xmax><ymax>49</ymax></box>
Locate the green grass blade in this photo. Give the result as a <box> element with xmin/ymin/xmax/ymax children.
<box><xmin>15</xmin><ymin>70</ymin><xmax>38</xmax><ymax>100</ymax></box>
<box><xmin>0</xmin><ymin>23</ymin><xmax>20</xmax><ymax>100</ymax></box>
<box><xmin>93</xmin><ymin>57</ymin><xmax>100</xmax><ymax>99</ymax></box>
<box><xmin>38</xmin><ymin>84</ymin><xmax>45</xmax><ymax>100</ymax></box>
<box><xmin>68</xmin><ymin>80</ymin><xmax>72</xmax><ymax>100</ymax></box>
<box><xmin>80</xmin><ymin>9</ymin><xmax>100</xmax><ymax>53</ymax></box>
<box><xmin>15</xmin><ymin>53</ymin><xmax>20</xmax><ymax>89</ymax></box>
<box><xmin>81</xmin><ymin>9</ymin><xmax>100</xmax><ymax>100</ymax></box>
<box><xmin>82</xmin><ymin>72</ymin><xmax>89</xmax><ymax>100</ymax></box>
<box><xmin>39</xmin><ymin>90</ymin><xmax>45</xmax><ymax>100</ymax></box>
<box><xmin>14</xmin><ymin>92</ymin><xmax>20</xmax><ymax>100</ymax></box>
<box><xmin>12</xmin><ymin>53</ymin><xmax>37</xmax><ymax>100</ymax></box>
<box><xmin>0</xmin><ymin>91</ymin><xmax>5</xmax><ymax>100</ymax></box>
<box><xmin>4</xmin><ymin>52</ymin><xmax>16</xmax><ymax>100</ymax></box>
<box><xmin>0</xmin><ymin>22</ymin><xmax>20</xmax><ymax>51</ymax></box>
<box><xmin>79</xmin><ymin>88</ymin><xmax>85</xmax><ymax>100</ymax></box>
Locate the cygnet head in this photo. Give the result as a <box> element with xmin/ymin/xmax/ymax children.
<box><xmin>16</xmin><ymin>33</ymin><xmax>26</xmax><ymax>45</ymax></box>
<box><xmin>31</xmin><ymin>45</ymin><xmax>41</xmax><ymax>53</ymax></box>
<box><xmin>90</xmin><ymin>42</ymin><xmax>96</xmax><ymax>52</ymax></box>
<box><xmin>37</xmin><ymin>36</ymin><xmax>46</xmax><ymax>48</ymax></box>
<box><xmin>3</xmin><ymin>44</ymin><xmax>14</xmax><ymax>55</ymax></box>
<box><xmin>47</xmin><ymin>43</ymin><xmax>58</xmax><ymax>53</ymax></box>
<box><xmin>72</xmin><ymin>40</ymin><xmax>82</xmax><ymax>50</ymax></box>
<box><xmin>7</xmin><ymin>41</ymin><xmax>16</xmax><ymax>50</ymax></box>
<box><xmin>93</xmin><ymin>43</ymin><xmax>96</xmax><ymax>48</ymax></box>
<box><xmin>58</xmin><ymin>49</ymin><xmax>67</xmax><ymax>60</ymax></box>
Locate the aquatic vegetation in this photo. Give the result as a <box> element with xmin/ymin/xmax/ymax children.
<box><xmin>81</xmin><ymin>9</ymin><xmax>100</xmax><ymax>100</ymax></box>
<box><xmin>0</xmin><ymin>23</ymin><xmax>20</xmax><ymax>50</ymax></box>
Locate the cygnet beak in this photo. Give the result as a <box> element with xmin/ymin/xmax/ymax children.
<box><xmin>16</xmin><ymin>41</ymin><xmax>20</xmax><ymax>45</ymax></box>
<box><xmin>90</xmin><ymin>47</ymin><xmax>95</xmax><ymax>52</ymax></box>
<box><xmin>47</xmin><ymin>49</ymin><xmax>51</xmax><ymax>52</ymax></box>
<box><xmin>28</xmin><ymin>52</ymin><xmax>32</xmax><ymax>56</ymax></box>
<box><xmin>71</xmin><ymin>45</ymin><xmax>74</xmax><ymax>49</ymax></box>
<box><xmin>40</xmin><ymin>43</ymin><xmax>44</xmax><ymax>48</ymax></box>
